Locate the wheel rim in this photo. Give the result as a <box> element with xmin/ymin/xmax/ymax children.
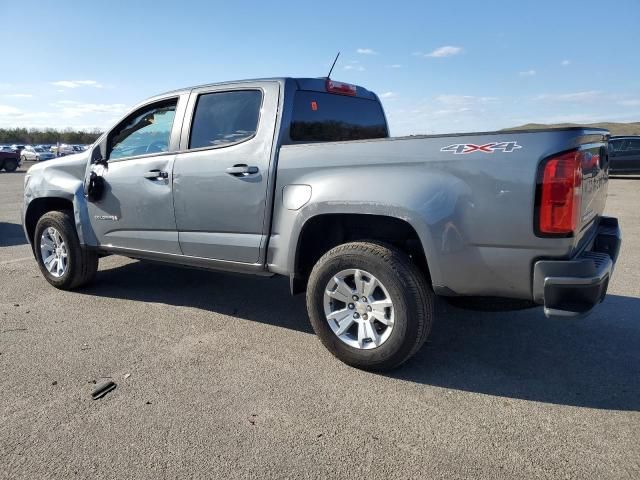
<box><xmin>40</xmin><ymin>227</ymin><xmax>68</xmax><ymax>278</ymax></box>
<box><xmin>323</xmin><ymin>268</ymin><xmax>395</xmax><ymax>349</ymax></box>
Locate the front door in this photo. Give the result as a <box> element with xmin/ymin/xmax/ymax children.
<box><xmin>172</xmin><ymin>82</ymin><xmax>280</xmax><ymax>263</ymax></box>
<box><xmin>87</xmin><ymin>96</ymin><xmax>184</xmax><ymax>254</ymax></box>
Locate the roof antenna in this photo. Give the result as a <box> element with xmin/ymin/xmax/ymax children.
<box><xmin>326</xmin><ymin>52</ymin><xmax>340</xmax><ymax>79</ymax></box>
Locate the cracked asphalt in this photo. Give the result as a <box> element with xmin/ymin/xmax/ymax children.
<box><xmin>1</xmin><ymin>164</ymin><xmax>639</xmax><ymax>479</ymax></box>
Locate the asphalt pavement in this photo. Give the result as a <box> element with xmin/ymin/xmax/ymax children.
<box><xmin>1</xmin><ymin>163</ymin><xmax>638</xmax><ymax>479</ymax></box>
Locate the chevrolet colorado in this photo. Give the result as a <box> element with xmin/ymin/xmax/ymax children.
<box><xmin>22</xmin><ymin>77</ymin><xmax>622</xmax><ymax>370</ymax></box>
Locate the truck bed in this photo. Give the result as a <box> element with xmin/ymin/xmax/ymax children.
<box><xmin>271</xmin><ymin>127</ymin><xmax>609</xmax><ymax>299</ymax></box>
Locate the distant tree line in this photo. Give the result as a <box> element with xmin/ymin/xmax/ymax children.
<box><xmin>0</xmin><ymin>128</ymin><xmax>103</xmax><ymax>145</ymax></box>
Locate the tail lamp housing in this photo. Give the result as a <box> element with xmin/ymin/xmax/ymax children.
<box><xmin>535</xmin><ymin>149</ymin><xmax>583</xmax><ymax>237</ymax></box>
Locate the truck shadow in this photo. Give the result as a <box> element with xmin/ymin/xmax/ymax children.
<box><xmin>0</xmin><ymin>222</ymin><xmax>28</xmax><ymax>246</ymax></box>
<box><xmin>396</xmin><ymin>294</ymin><xmax>640</xmax><ymax>411</ymax></box>
<box><xmin>82</xmin><ymin>260</ymin><xmax>639</xmax><ymax>411</ymax></box>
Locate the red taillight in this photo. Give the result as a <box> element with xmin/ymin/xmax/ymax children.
<box><xmin>325</xmin><ymin>79</ymin><xmax>357</xmax><ymax>96</ymax></box>
<box><xmin>538</xmin><ymin>150</ymin><xmax>583</xmax><ymax>235</ymax></box>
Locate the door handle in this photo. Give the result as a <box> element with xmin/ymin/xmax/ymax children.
<box><xmin>226</xmin><ymin>164</ymin><xmax>259</xmax><ymax>176</ymax></box>
<box><xmin>144</xmin><ymin>169</ymin><xmax>169</xmax><ymax>179</ymax></box>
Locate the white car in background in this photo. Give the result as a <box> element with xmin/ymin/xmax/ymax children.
<box><xmin>20</xmin><ymin>145</ymin><xmax>56</xmax><ymax>162</ymax></box>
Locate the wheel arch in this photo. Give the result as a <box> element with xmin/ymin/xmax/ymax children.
<box><xmin>289</xmin><ymin>210</ymin><xmax>437</xmax><ymax>295</ymax></box>
<box><xmin>24</xmin><ymin>197</ymin><xmax>75</xmax><ymax>252</ymax></box>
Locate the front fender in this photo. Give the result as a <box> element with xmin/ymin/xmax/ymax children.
<box><xmin>23</xmin><ymin>154</ymin><xmax>97</xmax><ymax>247</ymax></box>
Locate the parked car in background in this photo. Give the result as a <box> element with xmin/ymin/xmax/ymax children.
<box><xmin>0</xmin><ymin>148</ymin><xmax>20</xmax><ymax>172</ymax></box>
<box><xmin>20</xmin><ymin>145</ymin><xmax>56</xmax><ymax>162</ymax></box>
<box><xmin>35</xmin><ymin>147</ymin><xmax>55</xmax><ymax>161</ymax></box>
<box><xmin>609</xmin><ymin>136</ymin><xmax>640</xmax><ymax>173</ymax></box>
<box><xmin>50</xmin><ymin>144</ymin><xmax>76</xmax><ymax>156</ymax></box>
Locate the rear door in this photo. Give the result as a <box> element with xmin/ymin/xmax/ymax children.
<box><xmin>172</xmin><ymin>81</ymin><xmax>280</xmax><ymax>263</ymax></box>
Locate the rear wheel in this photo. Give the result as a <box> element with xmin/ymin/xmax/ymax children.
<box><xmin>306</xmin><ymin>241</ymin><xmax>433</xmax><ymax>371</ymax></box>
<box><xmin>34</xmin><ymin>211</ymin><xmax>98</xmax><ymax>290</ymax></box>
<box><xmin>3</xmin><ymin>158</ymin><xmax>18</xmax><ymax>172</ymax></box>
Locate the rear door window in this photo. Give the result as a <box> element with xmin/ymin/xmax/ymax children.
<box><xmin>289</xmin><ymin>91</ymin><xmax>388</xmax><ymax>143</ymax></box>
<box><xmin>189</xmin><ymin>90</ymin><xmax>262</xmax><ymax>149</ymax></box>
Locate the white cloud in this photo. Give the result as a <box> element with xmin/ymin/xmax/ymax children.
<box><xmin>379</xmin><ymin>92</ymin><xmax>398</xmax><ymax>99</ymax></box>
<box><xmin>343</xmin><ymin>65</ymin><xmax>365</xmax><ymax>71</ymax></box>
<box><xmin>356</xmin><ymin>48</ymin><xmax>377</xmax><ymax>55</ymax></box>
<box><xmin>421</xmin><ymin>46</ymin><xmax>463</xmax><ymax>58</ymax></box>
<box><xmin>435</xmin><ymin>94</ymin><xmax>498</xmax><ymax>107</ymax></box>
<box><xmin>0</xmin><ymin>101</ymin><xmax>128</xmax><ymax>128</ymax></box>
<box><xmin>385</xmin><ymin>64</ymin><xmax>402</xmax><ymax>68</ymax></box>
<box><xmin>535</xmin><ymin>91</ymin><xmax>602</xmax><ymax>103</ymax></box>
<box><xmin>519</xmin><ymin>69</ymin><xmax>536</xmax><ymax>77</ymax></box>
<box><xmin>561</xmin><ymin>60</ymin><xmax>571</xmax><ymax>66</ymax></box>
<box><xmin>4</xmin><ymin>93</ymin><xmax>33</xmax><ymax>98</ymax></box>
<box><xmin>51</xmin><ymin>80</ymin><xmax>104</xmax><ymax>89</ymax></box>
<box><xmin>0</xmin><ymin>105</ymin><xmax>22</xmax><ymax>116</ymax></box>
<box><xmin>49</xmin><ymin>101</ymin><xmax>127</xmax><ymax>117</ymax></box>
<box><xmin>618</xmin><ymin>99</ymin><xmax>640</xmax><ymax>107</ymax></box>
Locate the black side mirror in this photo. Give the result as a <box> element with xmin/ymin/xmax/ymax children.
<box><xmin>87</xmin><ymin>171</ymin><xmax>105</xmax><ymax>202</ymax></box>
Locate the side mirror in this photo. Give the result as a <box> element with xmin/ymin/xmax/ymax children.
<box><xmin>87</xmin><ymin>171</ymin><xmax>105</xmax><ymax>202</ymax></box>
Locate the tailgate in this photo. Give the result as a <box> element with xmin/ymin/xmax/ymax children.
<box><xmin>575</xmin><ymin>138</ymin><xmax>610</xmax><ymax>249</ymax></box>
<box><xmin>534</xmin><ymin>128</ymin><xmax>609</xmax><ymax>252</ymax></box>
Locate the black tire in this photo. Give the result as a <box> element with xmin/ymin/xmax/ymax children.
<box><xmin>3</xmin><ymin>158</ymin><xmax>18</xmax><ymax>172</ymax></box>
<box><xmin>306</xmin><ymin>241</ymin><xmax>434</xmax><ymax>371</ymax></box>
<box><xmin>34</xmin><ymin>210</ymin><xmax>98</xmax><ymax>290</ymax></box>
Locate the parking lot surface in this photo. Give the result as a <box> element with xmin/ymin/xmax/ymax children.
<box><xmin>1</xmin><ymin>164</ymin><xmax>639</xmax><ymax>479</ymax></box>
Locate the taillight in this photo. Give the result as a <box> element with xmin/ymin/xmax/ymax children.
<box><xmin>325</xmin><ymin>79</ymin><xmax>357</xmax><ymax>96</ymax></box>
<box><xmin>537</xmin><ymin>150</ymin><xmax>582</xmax><ymax>236</ymax></box>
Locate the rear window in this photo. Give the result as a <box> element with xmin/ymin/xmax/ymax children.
<box><xmin>289</xmin><ymin>91</ymin><xmax>388</xmax><ymax>143</ymax></box>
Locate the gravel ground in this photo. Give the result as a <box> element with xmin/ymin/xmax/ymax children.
<box><xmin>1</xmin><ymin>164</ymin><xmax>639</xmax><ymax>479</ymax></box>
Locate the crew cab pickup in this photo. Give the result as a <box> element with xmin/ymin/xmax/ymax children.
<box><xmin>22</xmin><ymin>77</ymin><xmax>622</xmax><ymax>370</ymax></box>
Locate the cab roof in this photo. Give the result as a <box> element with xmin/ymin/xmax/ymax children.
<box><xmin>155</xmin><ymin>77</ymin><xmax>379</xmax><ymax>101</ymax></box>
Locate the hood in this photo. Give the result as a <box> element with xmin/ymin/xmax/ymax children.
<box><xmin>28</xmin><ymin>151</ymin><xmax>87</xmax><ymax>171</ymax></box>
<box><xmin>27</xmin><ymin>151</ymin><xmax>89</xmax><ymax>179</ymax></box>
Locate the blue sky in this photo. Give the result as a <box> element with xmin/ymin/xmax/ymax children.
<box><xmin>1</xmin><ymin>0</ymin><xmax>638</xmax><ymax>135</ymax></box>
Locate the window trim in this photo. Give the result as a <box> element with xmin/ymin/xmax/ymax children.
<box><xmin>106</xmin><ymin>97</ymin><xmax>180</xmax><ymax>163</ymax></box>
<box><xmin>181</xmin><ymin>87</ymin><xmax>265</xmax><ymax>154</ymax></box>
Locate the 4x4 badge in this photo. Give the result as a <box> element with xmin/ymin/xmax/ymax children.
<box><xmin>440</xmin><ymin>141</ymin><xmax>522</xmax><ymax>154</ymax></box>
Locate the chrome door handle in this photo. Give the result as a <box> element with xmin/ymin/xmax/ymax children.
<box><xmin>226</xmin><ymin>164</ymin><xmax>259</xmax><ymax>176</ymax></box>
<box><xmin>144</xmin><ymin>169</ymin><xmax>168</xmax><ymax>179</ymax></box>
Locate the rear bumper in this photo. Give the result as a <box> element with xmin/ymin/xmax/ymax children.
<box><xmin>532</xmin><ymin>216</ymin><xmax>622</xmax><ymax>318</ymax></box>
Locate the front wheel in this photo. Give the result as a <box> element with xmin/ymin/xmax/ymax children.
<box><xmin>306</xmin><ymin>242</ymin><xmax>434</xmax><ymax>371</ymax></box>
<box><xmin>34</xmin><ymin>211</ymin><xmax>98</xmax><ymax>290</ymax></box>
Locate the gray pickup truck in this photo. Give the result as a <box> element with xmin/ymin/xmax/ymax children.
<box><xmin>22</xmin><ymin>77</ymin><xmax>622</xmax><ymax>370</ymax></box>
